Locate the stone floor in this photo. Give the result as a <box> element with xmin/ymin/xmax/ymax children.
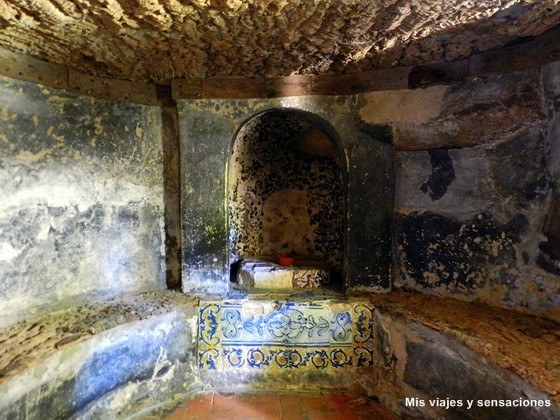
<box><xmin>164</xmin><ymin>391</ymin><xmax>396</xmax><ymax>420</ymax></box>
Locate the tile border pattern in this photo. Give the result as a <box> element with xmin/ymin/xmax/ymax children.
<box><xmin>198</xmin><ymin>299</ymin><xmax>375</xmax><ymax>372</ymax></box>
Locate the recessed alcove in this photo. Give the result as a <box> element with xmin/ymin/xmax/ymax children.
<box><xmin>179</xmin><ymin>99</ymin><xmax>393</xmax><ymax>294</ymax></box>
<box><xmin>1</xmin><ymin>8</ymin><xmax>560</xmax><ymax>418</ymax></box>
<box><xmin>228</xmin><ymin>110</ymin><xmax>345</xmax><ymax>289</ymax></box>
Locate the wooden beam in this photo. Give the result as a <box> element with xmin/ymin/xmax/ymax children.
<box><xmin>68</xmin><ymin>70</ymin><xmax>159</xmax><ymax>106</ymax></box>
<box><xmin>266</xmin><ymin>75</ymin><xmax>312</xmax><ymax>97</ymax></box>
<box><xmin>202</xmin><ymin>76</ymin><xmax>267</xmax><ymax>99</ymax></box>
<box><xmin>0</xmin><ymin>48</ymin><xmax>67</xmax><ymax>90</ymax></box>
<box><xmin>171</xmin><ymin>78</ymin><xmax>201</xmax><ymax>100</ymax></box>
<box><xmin>310</xmin><ymin>67</ymin><xmax>409</xmax><ymax>95</ymax></box>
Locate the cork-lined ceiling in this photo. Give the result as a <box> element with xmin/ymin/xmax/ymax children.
<box><xmin>0</xmin><ymin>0</ymin><xmax>559</xmax><ymax>85</ymax></box>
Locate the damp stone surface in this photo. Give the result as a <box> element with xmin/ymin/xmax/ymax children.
<box><xmin>0</xmin><ymin>75</ymin><xmax>165</xmax><ymax>325</ymax></box>
<box><xmin>179</xmin><ymin>97</ymin><xmax>393</xmax><ymax>293</ymax></box>
<box><xmin>228</xmin><ymin>111</ymin><xmax>344</xmax><ymax>281</ymax></box>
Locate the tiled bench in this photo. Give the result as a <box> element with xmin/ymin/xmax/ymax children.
<box><xmin>199</xmin><ymin>296</ymin><xmax>373</xmax><ymax>368</ymax></box>
<box><xmin>191</xmin><ymin>289</ymin><xmax>560</xmax><ymax>418</ymax></box>
<box><xmin>0</xmin><ymin>291</ymin><xmax>200</xmax><ymax>420</ymax></box>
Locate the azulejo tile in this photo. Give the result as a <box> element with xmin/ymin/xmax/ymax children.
<box><xmin>330</xmin><ymin>348</ymin><xmax>354</xmax><ymax>368</ymax></box>
<box><xmin>221</xmin><ymin>302</ymin><xmax>334</xmax><ymax>346</ymax></box>
<box><xmin>330</xmin><ymin>310</ymin><xmax>353</xmax><ymax>346</ymax></box>
<box><xmin>351</xmin><ymin>303</ymin><xmax>376</xmax><ymax>367</ymax></box>
<box><xmin>245</xmin><ymin>347</ymin><xmax>271</xmax><ymax>368</ymax></box>
<box><xmin>198</xmin><ymin>302</ymin><xmax>222</xmax><ymax>370</ymax></box>
<box><xmin>221</xmin><ymin>346</ymin><xmax>354</xmax><ymax>370</ymax></box>
<box><xmin>223</xmin><ymin>347</ymin><xmax>246</xmax><ymax>368</ymax></box>
<box><xmin>196</xmin><ymin>298</ymin><xmax>376</xmax><ymax>372</ymax></box>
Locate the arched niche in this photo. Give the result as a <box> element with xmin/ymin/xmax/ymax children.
<box><xmin>227</xmin><ymin>109</ymin><xmax>347</xmax><ymax>289</ymax></box>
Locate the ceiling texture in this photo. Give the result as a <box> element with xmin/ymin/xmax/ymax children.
<box><xmin>0</xmin><ymin>0</ymin><xmax>559</xmax><ymax>85</ymax></box>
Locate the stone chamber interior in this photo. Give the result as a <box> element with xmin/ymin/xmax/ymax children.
<box><xmin>1</xmin><ymin>2</ymin><xmax>560</xmax><ymax>419</ymax></box>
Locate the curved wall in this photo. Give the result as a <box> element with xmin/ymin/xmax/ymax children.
<box><xmin>1</xmin><ymin>25</ymin><xmax>560</xmax><ymax>319</ymax></box>
<box><xmin>177</xmin><ymin>63</ymin><xmax>560</xmax><ymax>321</ymax></box>
<box><xmin>178</xmin><ymin>97</ymin><xmax>394</xmax><ymax>293</ymax></box>
<box><xmin>390</xmin><ymin>68</ymin><xmax>560</xmax><ymax>320</ymax></box>
<box><xmin>0</xmin><ymin>75</ymin><xmax>166</xmax><ymax>326</ymax></box>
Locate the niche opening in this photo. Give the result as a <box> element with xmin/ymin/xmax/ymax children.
<box><xmin>228</xmin><ymin>110</ymin><xmax>346</xmax><ymax>290</ymax></box>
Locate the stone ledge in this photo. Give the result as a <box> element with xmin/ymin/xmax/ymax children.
<box><xmin>0</xmin><ymin>291</ymin><xmax>199</xmax><ymax>419</ymax></box>
<box><xmin>0</xmin><ymin>291</ymin><xmax>198</xmax><ymax>384</ymax></box>
<box><xmin>374</xmin><ymin>312</ymin><xmax>560</xmax><ymax>419</ymax></box>
<box><xmin>236</xmin><ymin>257</ymin><xmax>330</xmax><ymax>289</ymax></box>
<box><xmin>369</xmin><ymin>291</ymin><xmax>560</xmax><ymax>406</ymax></box>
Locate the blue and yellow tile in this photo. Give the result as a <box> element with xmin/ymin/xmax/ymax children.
<box><xmin>197</xmin><ymin>297</ymin><xmax>376</xmax><ymax>372</ymax></box>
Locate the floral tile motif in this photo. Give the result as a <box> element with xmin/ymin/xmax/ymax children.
<box><xmin>221</xmin><ymin>302</ymin><xmax>334</xmax><ymax>346</ymax></box>
<box><xmin>351</xmin><ymin>303</ymin><xmax>375</xmax><ymax>367</ymax></box>
<box><xmin>198</xmin><ymin>302</ymin><xmax>222</xmax><ymax>370</ymax></box>
<box><xmin>197</xmin><ymin>298</ymin><xmax>375</xmax><ymax>372</ymax></box>
<box><xmin>222</xmin><ymin>346</ymin><xmax>355</xmax><ymax>369</ymax></box>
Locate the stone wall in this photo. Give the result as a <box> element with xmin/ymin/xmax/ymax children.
<box><xmin>392</xmin><ymin>68</ymin><xmax>560</xmax><ymax>320</ymax></box>
<box><xmin>0</xmin><ymin>75</ymin><xmax>165</xmax><ymax>326</ymax></box>
<box><xmin>178</xmin><ymin>97</ymin><xmax>393</xmax><ymax>293</ymax></box>
<box><xmin>176</xmin><ymin>65</ymin><xmax>560</xmax><ymax>318</ymax></box>
<box><xmin>228</xmin><ymin>111</ymin><xmax>344</xmax><ymax>276</ymax></box>
<box><xmin>373</xmin><ymin>312</ymin><xmax>560</xmax><ymax>419</ymax></box>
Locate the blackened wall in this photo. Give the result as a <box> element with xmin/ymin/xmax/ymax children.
<box><xmin>228</xmin><ymin>111</ymin><xmax>344</xmax><ymax>276</ymax></box>
<box><xmin>389</xmin><ymin>68</ymin><xmax>560</xmax><ymax>320</ymax></box>
<box><xmin>0</xmin><ymin>75</ymin><xmax>165</xmax><ymax>325</ymax></box>
<box><xmin>176</xmin><ymin>53</ymin><xmax>560</xmax><ymax>321</ymax></box>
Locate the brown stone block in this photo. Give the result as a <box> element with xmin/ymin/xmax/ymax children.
<box><xmin>394</xmin><ymin>71</ymin><xmax>546</xmax><ymax>150</ymax></box>
<box><xmin>393</xmin><ymin>107</ymin><xmax>541</xmax><ymax>150</ymax></box>
<box><xmin>201</xmin><ymin>76</ymin><xmax>267</xmax><ymax>99</ymax></box>
<box><xmin>265</xmin><ymin>75</ymin><xmax>312</xmax><ymax>97</ymax></box>
<box><xmin>311</xmin><ymin>67</ymin><xmax>409</xmax><ymax>95</ymax></box>
<box><xmin>68</xmin><ymin>69</ymin><xmax>159</xmax><ymax>105</ymax></box>
<box><xmin>171</xmin><ymin>78</ymin><xmax>201</xmax><ymax>99</ymax></box>
<box><xmin>0</xmin><ymin>47</ymin><xmax>68</xmax><ymax>90</ymax></box>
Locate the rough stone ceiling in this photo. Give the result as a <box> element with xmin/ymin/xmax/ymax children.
<box><xmin>0</xmin><ymin>0</ymin><xmax>559</xmax><ymax>85</ymax></box>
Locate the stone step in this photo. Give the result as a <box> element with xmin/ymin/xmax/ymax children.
<box><xmin>236</xmin><ymin>257</ymin><xmax>331</xmax><ymax>289</ymax></box>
